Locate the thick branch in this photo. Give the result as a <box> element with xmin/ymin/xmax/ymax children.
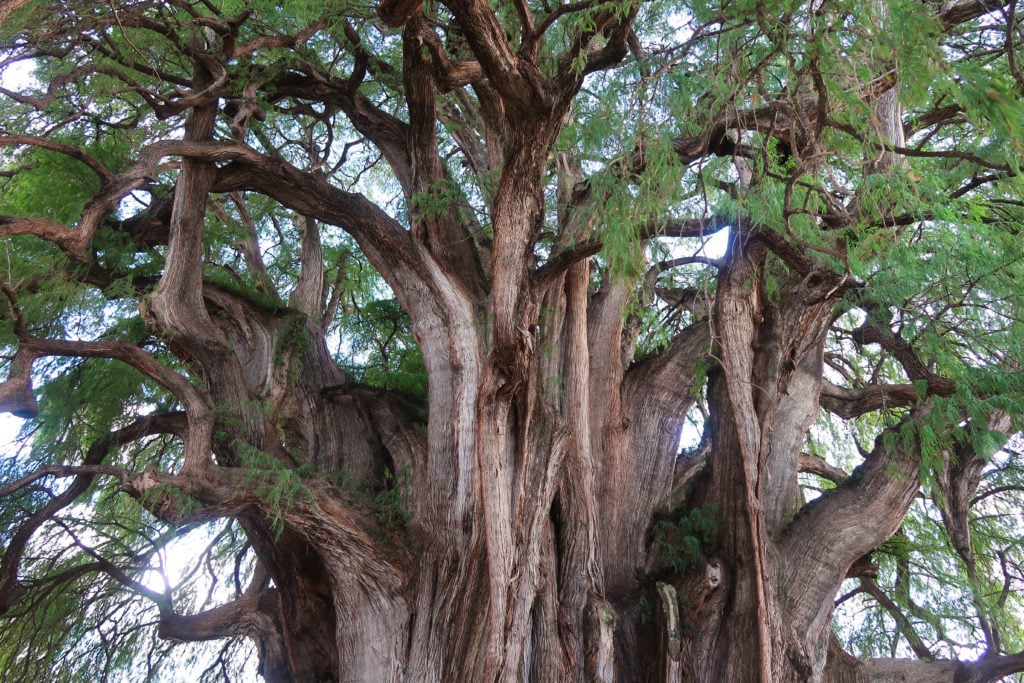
<box><xmin>820</xmin><ymin>381</ymin><xmax>922</xmax><ymax>418</ymax></box>
<box><xmin>534</xmin><ymin>239</ymin><xmax>602</xmax><ymax>290</ymax></box>
<box><xmin>229</xmin><ymin>19</ymin><xmax>323</xmax><ymax>58</ymax></box>
<box><xmin>157</xmin><ymin>586</ymin><xmax>274</xmax><ymax>643</ymax></box>
<box><xmin>625</xmin><ymin>322</ymin><xmax>713</xmax><ymax>407</ymax></box>
<box><xmin>0</xmin><ymin>216</ymin><xmax>87</xmax><ymax>261</ymax></box>
<box><xmin>289</xmin><ymin>214</ymin><xmax>323</xmax><ymax>316</ymax></box>
<box><xmin>377</xmin><ymin>0</ymin><xmax>425</xmax><ymax>27</ymax></box>
<box><xmin>444</xmin><ymin>0</ymin><xmax>549</xmax><ymax>115</ymax></box>
<box><xmin>0</xmin><ymin>135</ymin><xmax>113</xmax><ymax>183</ymax></box>
<box><xmin>851</xmin><ymin>323</ymin><xmax>956</xmax><ymax>396</ymax></box>
<box><xmin>938</xmin><ymin>0</ymin><xmax>1014</xmax><ymax>29</ymax></box>
<box><xmin>417</xmin><ymin>24</ymin><xmax>484</xmax><ymax>92</ymax></box>
<box><xmin>956</xmin><ymin>651</ymin><xmax>1024</xmax><ymax>682</ymax></box>
<box><xmin>209</xmin><ymin>151</ymin><xmax>429</xmax><ymax>306</ymax></box>
<box><xmin>403</xmin><ymin>16</ymin><xmax>486</xmax><ymax>299</ymax></box>
<box><xmin>639</xmin><ymin>215</ymin><xmax>734</xmax><ymax>240</ymax></box>
<box><xmin>828</xmin><ymin>651</ymin><xmax>1024</xmax><ymax>683</ymax></box>
<box><xmin>0</xmin><ymin>136</ymin><xmax>191</xmax><ymax>261</ymax></box>
<box><xmin>935</xmin><ymin>411</ymin><xmax>1014</xmax><ymax>653</ymax></box>
<box><xmin>798</xmin><ymin>452</ymin><xmax>849</xmax><ymax>484</ymax></box>
<box><xmin>553</xmin><ymin>0</ymin><xmax>639</xmax><ymax>81</ymax></box>
<box><xmin>779</xmin><ymin>406</ymin><xmax>930</xmax><ymax>639</ymax></box>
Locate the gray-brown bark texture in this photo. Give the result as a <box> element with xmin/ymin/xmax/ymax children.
<box><xmin>1</xmin><ymin>0</ymin><xmax>1024</xmax><ymax>681</ymax></box>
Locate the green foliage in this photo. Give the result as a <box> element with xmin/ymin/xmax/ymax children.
<box><xmin>627</xmin><ymin>594</ymin><xmax>653</xmax><ymax>625</ymax></box>
<box><xmin>652</xmin><ymin>505</ymin><xmax>718</xmax><ymax>576</ymax></box>
<box><xmin>834</xmin><ymin>485</ymin><xmax>1024</xmax><ymax>662</ymax></box>
<box><xmin>235</xmin><ymin>440</ymin><xmax>315</xmax><ymax>538</ymax></box>
<box><xmin>410</xmin><ymin>178</ymin><xmax>460</xmax><ymax>219</ymax></box>
<box><xmin>0</xmin><ymin>148</ymin><xmax>99</xmax><ymax>224</ymax></box>
<box><xmin>202</xmin><ymin>264</ymin><xmax>286</xmax><ymax>313</ymax></box>
<box><xmin>3</xmin><ymin>0</ymin><xmax>1024</xmax><ymax>677</ymax></box>
<box><xmin>138</xmin><ymin>483</ymin><xmax>202</xmax><ymax>522</ymax></box>
<box><xmin>339</xmin><ymin>297</ymin><xmax>428</xmax><ymax>400</ymax></box>
<box><xmin>372</xmin><ymin>467</ymin><xmax>410</xmax><ymax>532</ymax></box>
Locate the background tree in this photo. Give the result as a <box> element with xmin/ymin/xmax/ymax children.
<box><xmin>2</xmin><ymin>0</ymin><xmax>1024</xmax><ymax>680</ymax></box>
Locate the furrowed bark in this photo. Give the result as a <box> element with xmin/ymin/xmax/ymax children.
<box><xmin>403</xmin><ymin>16</ymin><xmax>486</xmax><ymax>300</ymax></box>
<box><xmin>552</xmin><ymin>257</ymin><xmax>606</xmax><ymax>682</ymax></box>
<box><xmin>614</xmin><ymin>323</ymin><xmax>712</xmax><ymax>587</ymax></box>
<box><xmin>3</xmin><ymin>3</ymin><xmax>1023</xmax><ymax>682</ymax></box>
<box><xmin>825</xmin><ymin>636</ymin><xmax>1024</xmax><ymax>682</ymax></box>
<box><xmin>698</xmin><ymin>235</ymin><xmax>775</xmax><ymax>680</ymax></box>
<box><xmin>779</xmin><ymin>410</ymin><xmax>929</xmax><ymax>659</ymax></box>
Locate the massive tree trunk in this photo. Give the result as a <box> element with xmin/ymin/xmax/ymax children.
<box><xmin>2</xmin><ymin>0</ymin><xmax>1024</xmax><ymax>682</ymax></box>
<box><xmin>122</xmin><ymin>159</ymin><xmax>907</xmax><ymax>681</ymax></box>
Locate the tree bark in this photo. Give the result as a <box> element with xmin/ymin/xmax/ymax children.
<box><xmin>3</xmin><ymin>2</ymin><xmax>1023</xmax><ymax>682</ymax></box>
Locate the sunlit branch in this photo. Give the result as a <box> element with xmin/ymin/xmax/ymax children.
<box><xmin>820</xmin><ymin>381</ymin><xmax>922</xmax><ymax>418</ymax></box>
<box><xmin>797</xmin><ymin>452</ymin><xmax>849</xmax><ymax>484</ymax></box>
<box><xmin>52</xmin><ymin>516</ymin><xmax>171</xmax><ymax>610</ymax></box>
<box><xmin>228</xmin><ymin>19</ymin><xmax>324</xmax><ymax>58</ymax></box>
<box><xmin>0</xmin><ymin>464</ymin><xmax>132</xmax><ymax>497</ymax></box>
<box><xmin>971</xmin><ymin>483</ymin><xmax>1024</xmax><ymax>505</ymax></box>
<box><xmin>850</xmin><ymin>322</ymin><xmax>957</xmax><ymax>396</ymax></box>
<box><xmin>638</xmin><ymin>215</ymin><xmax>733</xmax><ymax>240</ymax></box>
<box><xmin>12</xmin><ymin>336</ymin><xmax>207</xmax><ymax>424</ymax></box>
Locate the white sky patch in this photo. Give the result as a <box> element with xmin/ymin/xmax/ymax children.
<box><xmin>0</xmin><ymin>55</ymin><xmax>38</xmax><ymax>89</ymax></box>
<box><xmin>701</xmin><ymin>226</ymin><xmax>728</xmax><ymax>260</ymax></box>
<box><xmin>0</xmin><ymin>415</ymin><xmax>26</xmax><ymax>451</ymax></box>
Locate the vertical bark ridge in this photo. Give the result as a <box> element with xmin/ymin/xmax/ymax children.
<box><xmin>528</xmin><ymin>501</ymin><xmax>565</xmax><ymax>681</ymax></box>
<box><xmin>469</xmin><ymin>126</ymin><xmax>557</xmax><ymax>678</ymax></box>
<box><xmin>506</xmin><ymin>404</ymin><xmax>571</xmax><ymax>679</ymax></box>
<box><xmin>553</xmin><ymin>258</ymin><xmax>607</xmax><ymax>681</ymax></box>
<box><xmin>289</xmin><ymin>215</ymin><xmax>323</xmax><ymax>317</ymax></box>
<box><xmin>403</xmin><ymin>16</ymin><xmax>486</xmax><ymax>300</ymax></box>
<box><xmin>145</xmin><ymin>44</ymin><xmax>224</xmax><ymax>473</ymax></box>
<box><xmin>756</xmin><ymin>274</ymin><xmax>836</xmax><ymax>537</ymax></box>
<box><xmin>252</xmin><ymin>494</ymin><xmax>410</xmax><ymax>682</ymax></box>
<box><xmin>488</xmin><ymin>127</ymin><xmax>549</xmax><ymax>384</ymax></box>
<box><xmin>403</xmin><ymin>249</ymin><xmax>489</xmax><ymax>679</ymax></box>
<box><xmin>587</xmin><ymin>276</ymin><xmax>634</xmax><ymax>593</ymax></box>
<box><xmin>683</xmin><ymin>368</ymin><xmax>767</xmax><ymax>680</ymax></box>
<box><xmin>611</xmin><ymin>323</ymin><xmax>712</xmax><ymax>593</ymax></box>
<box><xmin>710</xmin><ymin>236</ymin><xmax>775</xmax><ymax>680</ymax></box>
<box><xmin>474</xmin><ymin>383</ymin><xmax>518</xmax><ymax>678</ymax></box>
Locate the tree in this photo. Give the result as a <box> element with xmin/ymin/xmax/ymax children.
<box><xmin>1</xmin><ymin>0</ymin><xmax>1024</xmax><ymax>679</ymax></box>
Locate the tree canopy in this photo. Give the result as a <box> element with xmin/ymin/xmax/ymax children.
<box><xmin>1</xmin><ymin>0</ymin><xmax>1024</xmax><ymax>680</ymax></box>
